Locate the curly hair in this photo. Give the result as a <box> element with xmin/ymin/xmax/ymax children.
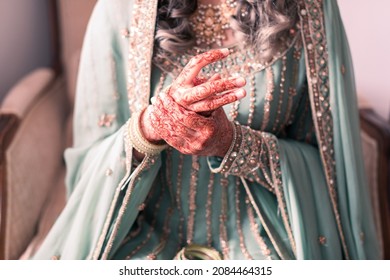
<box><xmin>153</xmin><ymin>0</ymin><xmax>298</xmax><ymax>65</ymax></box>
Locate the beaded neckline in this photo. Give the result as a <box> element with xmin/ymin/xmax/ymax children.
<box><xmin>154</xmin><ymin>29</ymin><xmax>300</xmax><ymax>79</ymax></box>
<box><xmin>190</xmin><ymin>0</ymin><xmax>237</xmax><ymax>48</ymax></box>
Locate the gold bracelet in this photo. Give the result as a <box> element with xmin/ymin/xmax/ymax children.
<box><xmin>127</xmin><ymin>109</ymin><xmax>168</xmax><ymax>156</ymax></box>
<box><xmin>174</xmin><ymin>244</ymin><xmax>222</xmax><ymax>260</ymax></box>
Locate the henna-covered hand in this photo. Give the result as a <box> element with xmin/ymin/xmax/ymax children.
<box><xmin>170</xmin><ymin>48</ymin><xmax>246</xmax><ymax>112</ymax></box>
<box><xmin>139</xmin><ymin>49</ymin><xmax>246</xmax><ymax>157</ymax></box>
<box><xmin>149</xmin><ymin>89</ymin><xmax>234</xmax><ymax>157</ymax></box>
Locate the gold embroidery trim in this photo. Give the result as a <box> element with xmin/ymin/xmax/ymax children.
<box><xmin>127</xmin><ymin>0</ymin><xmax>159</xmax><ymax>114</ymax></box>
<box><xmin>241</xmin><ymin>178</ymin><xmax>293</xmax><ymax>260</ymax></box>
<box><xmin>263</xmin><ymin>134</ymin><xmax>297</xmax><ymax>256</ymax></box>
<box><xmin>93</xmin><ymin>0</ymin><xmax>160</xmax><ymax>259</ymax></box>
<box><xmin>298</xmin><ymin>0</ymin><xmax>349</xmax><ymax>259</ymax></box>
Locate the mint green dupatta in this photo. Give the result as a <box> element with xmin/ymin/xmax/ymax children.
<box><xmin>241</xmin><ymin>0</ymin><xmax>380</xmax><ymax>260</ymax></box>
<box><xmin>275</xmin><ymin>0</ymin><xmax>380</xmax><ymax>259</ymax></box>
<box><xmin>324</xmin><ymin>0</ymin><xmax>380</xmax><ymax>259</ymax></box>
<box><xmin>32</xmin><ymin>0</ymin><xmax>163</xmax><ymax>259</ymax></box>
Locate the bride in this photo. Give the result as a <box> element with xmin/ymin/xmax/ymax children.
<box><xmin>31</xmin><ymin>0</ymin><xmax>380</xmax><ymax>260</ymax></box>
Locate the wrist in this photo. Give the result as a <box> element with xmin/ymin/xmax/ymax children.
<box><xmin>140</xmin><ymin>106</ymin><xmax>164</xmax><ymax>144</ymax></box>
<box><xmin>127</xmin><ymin>108</ymin><xmax>168</xmax><ymax>157</ymax></box>
<box><xmin>215</xmin><ymin>122</ymin><xmax>234</xmax><ymax>158</ymax></box>
<box><xmin>208</xmin><ymin>122</ymin><xmax>242</xmax><ymax>173</ymax></box>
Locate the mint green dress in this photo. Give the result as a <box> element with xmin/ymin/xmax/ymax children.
<box><xmin>32</xmin><ymin>0</ymin><xmax>381</xmax><ymax>260</ymax></box>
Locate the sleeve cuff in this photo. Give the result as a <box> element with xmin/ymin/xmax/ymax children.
<box><xmin>207</xmin><ymin>124</ymin><xmax>263</xmax><ymax>176</ymax></box>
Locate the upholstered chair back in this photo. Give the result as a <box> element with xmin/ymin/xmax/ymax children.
<box><xmin>56</xmin><ymin>0</ymin><xmax>96</xmax><ymax>147</ymax></box>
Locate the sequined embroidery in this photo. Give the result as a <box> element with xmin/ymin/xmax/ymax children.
<box><xmin>318</xmin><ymin>236</ymin><xmax>327</xmax><ymax>245</ymax></box>
<box><xmin>261</xmin><ymin>68</ymin><xmax>275</xmax><ymax>131</ymax></box>
<box><xmin>187</xmin><ymin>156</ymin><xmax>200</xmax><ymax>245</ymax></box>
<box><xmin>219</xmin><ymin>176</ymin><xmax>230</xmax><ymax>259</ymax></box>
<box><xmin>263</xmin><ymin>133</ymin><xmax>296</xmax><ymax>256</ymax></box>
<box><xmin>105</xmin><ymin>169</ymin><xmax>113</xmax><ymax>177</ymax></box>
<box><xmin>235</xmin><ymin>177</ymin><xmax>253</xmax><ymax>259</ymax></box>
<box><xmin>175</xmin><ymin>153</ymin><xmax>185</xmax><ymax>247</ymax></box>
<box><xmin>272</xmin><ymin>55</ymin><xmax>288</xmax><ymax>133</ymax></box>
<box><xmin>298</xmin><ymin>0</ymin><xmax>349</xmax><ymax>259</ymax></box>
<box><xmin>206</xmin><ymin>173</ymin><xmax>215</xmax><ymax>247</ymax></box>
<box><xmin>98</xmin><ymin>113</ymin><xmax>116</xmax><ymax>127</ymax></box>
<box><xmin>247</xmin><ymin>202</ymin><xmax>272</xmax><ymax>259</ymax></box>
<box><xmin>127</xmin><ymin>0</ymin><xmax>159</xmax><ymax>114</ymax></box>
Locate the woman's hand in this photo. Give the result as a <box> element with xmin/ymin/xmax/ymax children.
<box><xmin>167</xmin><ymin>49</ymin><xmax>246</xmax><ymax>114</ymax></box>
<box><xmin>140</xmin><ymin>48</ymin><xmax>246</xmax><ymax>157</ymax></box>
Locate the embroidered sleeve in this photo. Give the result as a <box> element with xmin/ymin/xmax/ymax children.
<box><xmin>207</xmin><ymin>123</ymin><xmax>276</xmax><ymax>193</ymax></box>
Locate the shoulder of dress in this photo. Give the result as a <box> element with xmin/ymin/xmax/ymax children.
<box><xmin>95</xmin><ymin>0</ymin><xmax>134</xmax><ymax>28</ymax></box>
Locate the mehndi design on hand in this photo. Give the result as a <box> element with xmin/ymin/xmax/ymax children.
<box><xmin>143</xmin><ymin>49</ymin><xmax>247</xmax><ymax>157</ymax></box>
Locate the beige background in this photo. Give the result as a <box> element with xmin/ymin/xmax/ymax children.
<box><xmin>339</xmin><ymin>0</ymin><xmax>390</xmax><ymax>120</ymax></box>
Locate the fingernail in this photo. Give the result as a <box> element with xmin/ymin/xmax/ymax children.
<box><xmin>234</xmin><ymin>77</ymin><xmax>246</xmax><ymax>87</ymax></box>
<box><xmin>235</xmin><ymin>88</ymin><xmax>246</xmax><ymax>98</ymax></box>
<box><xmin>221</xmin><ymin>48</ymin><xmax>230</xmax><ymax>56</ymax></box>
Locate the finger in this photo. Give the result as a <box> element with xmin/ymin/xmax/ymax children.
<box><xmin>208</xmin><ymin>73</ymin><xmax>222</xmax><ymax>82</ymax></box>
<box><xmin>187</xmin><ymin>88</ymin><xmax>246</xmax><ymax>112</ymax></box>
<box><xmin>155</xmin><ymin>93</ymin><xmax>213</xmax><ymax>130</ymax></box>
<box><xmin>193</xmin><ymin>76</ymin><xmax>207</xmax><ymax>86</ymax></box>
<box><xmin>174</xmin><ymin>48</ymin><xmax>230</xmax><ymax>86</ymax></box>
<box><xmin>193</xmin><ymin>73</ymin><xmax>221</xmax><ymax>86</ymax></box>
<box><xmin>177</xmin><ymin>76</ymin><xmax>246</xmax><ymax>105</ymax></box>
<box><xmin>156</xmin><ymin>100</ymin><xmax>211</xmax><ymax>132</ymax></box>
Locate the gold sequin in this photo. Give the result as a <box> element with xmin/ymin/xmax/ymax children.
<box><xmin>98</xmin><ymin>113</ymin><xmax>116</xmax><ymax>127</ymax></box>
<box><xmin>121</xmin><ymin>28</ymin><xmax>130</xmax><ymax>38</ymax></box>
<box><xmin>360</xmin><ymin>232</ymin><xmax>365</xmax><ymax>243</ymax></box>
<box><xmin>105</xmin><ymin>168</ymin><xmax>113</xmax><ymax>176</ymax></box>
<box><xmin>318</xmin><ymin>236</ymin><xmax>327</xmax><ymax>245</ymax></box>
<box><xmin>341</xmin><ymin>64</ymin><xmax>346</xmax><ymax>75</ymax></box>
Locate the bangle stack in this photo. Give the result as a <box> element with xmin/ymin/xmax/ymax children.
<box><xmin>127</xmin><ymin>109</ymin><xmax>168</xmax><ymax>156</ymax></box>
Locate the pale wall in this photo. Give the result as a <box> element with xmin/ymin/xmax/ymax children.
<box><xmin>338</xmin><ymin>0</ymin><xmax>390</xmax><ymax>120</ymax></box>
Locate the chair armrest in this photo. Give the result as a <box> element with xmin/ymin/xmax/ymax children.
<box><xmin>360</xmin><ymin>108</ymin><xmax>390</xmax><ymax>259</ymax></box>
<box><xmin>0</xmin><ymin>68</ymin><xmax>55</xmax><ymax>118</ymax></box>
<box><xmin>0</xmin><ymin>69</ymin><xmax>68</xmax><ymax>259</ymax></box>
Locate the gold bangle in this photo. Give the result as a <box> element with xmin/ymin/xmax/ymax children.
<box><xmin>174</xmin><ymin>244</ymin><xmax>222</xmax><ymax>260</ymax></box>
<box><xmin>128</xmin><ymin>109</ymin><xmax>168</xmax><ymax>156</ymax></box>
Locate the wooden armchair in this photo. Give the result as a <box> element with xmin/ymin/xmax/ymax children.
<box><xmin>0</xmin><ymin>0</ymin><xmax>389</xmax><ymax>260</ymax></box>
<box><xmin>359</xmin><ymin>107</ymin><xmax>390</xmax><ymax>259</ymax></box>
<box><xmin>0</xmin><ymin>0</ymin><xmax>96</xmax><ymax>260</ymax></box>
